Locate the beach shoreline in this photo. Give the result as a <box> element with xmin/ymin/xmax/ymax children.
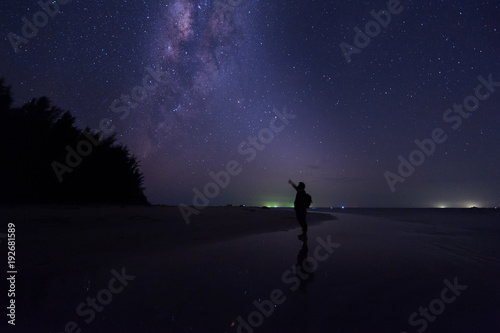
<box><xmin>1</xmin><ymin>205</ymin><xmax>499</xmax><ymax>332</ymax></box>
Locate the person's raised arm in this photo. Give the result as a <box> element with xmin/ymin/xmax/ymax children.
<box><xmin>288</xmin><ymin>179</ymin><xmax>298</xmax><ymax>190</ymax></box>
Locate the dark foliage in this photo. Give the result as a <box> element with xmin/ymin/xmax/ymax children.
<box><xmin>0</xmin><ymin>79</ymin><xmax>148</xmax><ymax>205</ymax></box>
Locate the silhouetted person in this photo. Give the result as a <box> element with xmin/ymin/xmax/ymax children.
<box><xmin>295</xmin><ymin>238</ymin><xmax>314</xmax><ymax>293</ymax></box>
<box><xmin>288</xmin><ymin>179</ymin><xmax>312</xmax><ymax>240</ymax></box>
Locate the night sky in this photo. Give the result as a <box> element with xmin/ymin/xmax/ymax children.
<box><xmin>1</xmin><ymin>0</ymin><xmax>499</xmax><ymax>208</ymax></box>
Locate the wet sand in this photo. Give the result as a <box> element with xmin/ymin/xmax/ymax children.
<box><xmin>1</xmin><ymin>206</ymin><xmax>499</xmax><ymax>332</ymax></box>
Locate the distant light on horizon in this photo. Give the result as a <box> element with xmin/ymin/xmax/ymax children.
<box><xmin>433</xmin><ymin>201</ymin><xmax>484</xmax><ymax>209</ymax></box>
<box><xmin>462</xmin><ymin>201</ymin><xmax>482</xmax><ymax>208</ymax></box>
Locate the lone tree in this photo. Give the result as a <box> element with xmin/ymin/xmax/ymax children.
<box><xmin>0</xmin><ymin>79</ymin><xmax>148</xmax><ymax>205</ymax></box>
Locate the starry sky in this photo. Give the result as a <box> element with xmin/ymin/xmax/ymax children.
<box><xmin>1</xmin><ymin>0</ymin><xmax>499</xmax><ymax>208</ymax></box>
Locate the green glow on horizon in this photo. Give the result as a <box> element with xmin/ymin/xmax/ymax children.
<box><xmin>262</xmin><ymin>202</ymin><xmax>293</xmax><ymax>208</ymax></box>
<box><xmin>435</xmin><ymin>203</ymin><xmax>448</xmax><ymax>208</ymax></box>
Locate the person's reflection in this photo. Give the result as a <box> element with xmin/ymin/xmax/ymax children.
<box><xmin>294</xmin><ymin>238</ymin><xmax>315</xmax><ymax>293</ymax></box>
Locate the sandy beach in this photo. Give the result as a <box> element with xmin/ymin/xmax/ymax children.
<box><xmin>1</xmin><ymin>206</ymin><xmax>499</xmax><ymax>332</ymax></box>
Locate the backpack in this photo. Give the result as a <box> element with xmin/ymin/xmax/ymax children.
<box><xmin>304</xmin><ymin>193</ymin><xmax>312</xmax><ymax>208</ymax></box>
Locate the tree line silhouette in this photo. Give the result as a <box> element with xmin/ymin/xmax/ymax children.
<box><xmin>0</xmin><ymin>79</ymin><xmax>148</xmax><ymax>205</ymax></box>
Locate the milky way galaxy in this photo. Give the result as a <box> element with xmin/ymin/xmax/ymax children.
<box><xmin>134</xmin><ymin>0</ymin><xmax>251</xmax><ymax>156</ymax></box>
